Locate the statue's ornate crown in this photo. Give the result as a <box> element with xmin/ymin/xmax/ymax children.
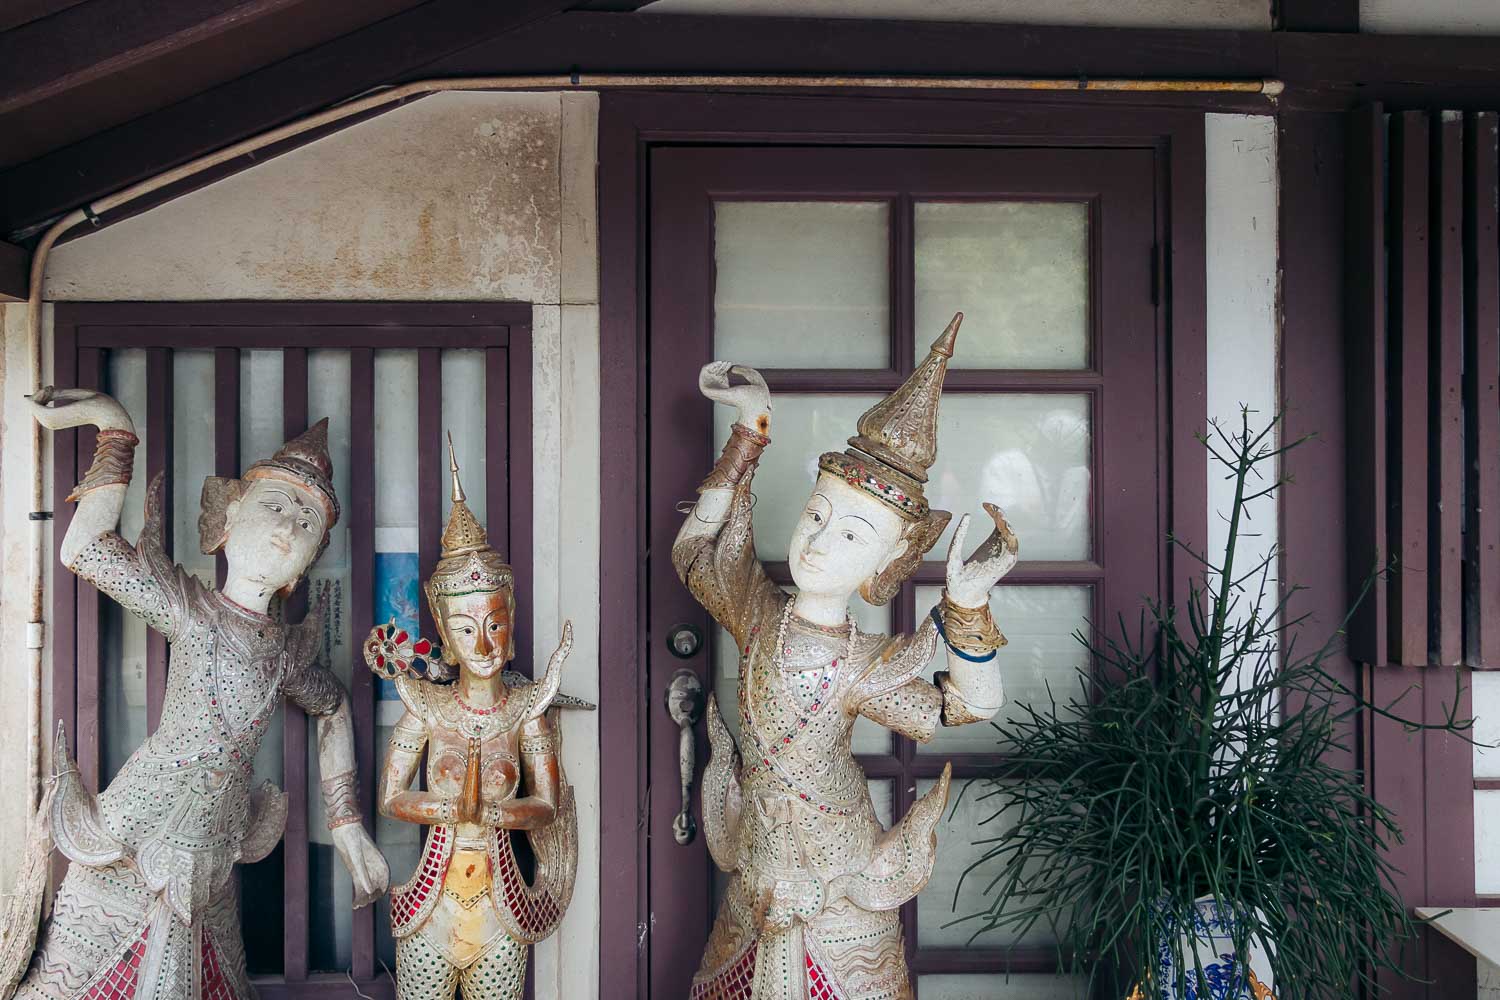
<box><xmin>427</xmin><ymin>435</ymin><xmax>513</xmax><ymax>598</ymax></box>
<box><xmin>818</xmin><ymin>312</ymin><xmax>961</xmax><ymax>523</ymax></box>
<box><xmin>243</xmin><ymin>417</ymin><xmax>341</xmax><ymax>526</ymax></box>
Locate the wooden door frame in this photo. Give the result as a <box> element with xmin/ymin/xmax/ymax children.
<box><xmin>597</xmin><ymin>90</ymin><xmax>1212</xmax><ymax>996</ymax></box>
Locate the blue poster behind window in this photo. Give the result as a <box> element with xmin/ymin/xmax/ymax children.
<box><xmin>373</xmin><ymin>551</ymin><xmax>420</xmax><ymax>700</ymax></box>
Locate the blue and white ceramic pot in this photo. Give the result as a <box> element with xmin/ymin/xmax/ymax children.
<box><xmin>1146</xmin><ymin>897</ymin><xmax>1275</xmax><ymax>1000</ymax></box>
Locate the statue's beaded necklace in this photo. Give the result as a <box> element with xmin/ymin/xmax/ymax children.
<box><xmin>740</xmin><ymin>598</ymin><xmax>858</xmax><ymax>813</ymax></box>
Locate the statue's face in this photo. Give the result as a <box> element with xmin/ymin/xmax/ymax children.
<box><xmin>788</xmin><ymin>473</ymin><xmax>907</xmax><ymax>601</ymax></box>
<box><xmin>436</xmin><ymin>588</ymin><xmax>514</xmax><ymax>679</ymax></box>
<box><xmin>223</xmin><ymin>477</ymin><xmax>329</xmax><ymax>596</ymax></box>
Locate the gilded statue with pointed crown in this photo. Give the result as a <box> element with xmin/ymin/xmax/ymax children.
<box><xmin>4</xmin><ymin>390</ymin><xmax>389</xmax><ymax>1000</ymax></box>
<box><xmin>364</xmin><ymin>439</ymin><xmax>590</xmax><ymax>1000</ymax></box>
<box><xmin>676</xmin><ymin>314</ymin><xmax>1020</xmax><ymax>1000</ymax></box>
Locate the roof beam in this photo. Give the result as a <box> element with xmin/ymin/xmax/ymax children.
<box><xmin>0</xmin><ymin>0</ymin><xmax>587</xmax><ymax>236</ymax></box>
<box><xmin>0</xmin><ymin>0</ymin><xmax>306</xmax><ymax>117</ymax></box>
<box><xmin>1275</xmin><ymin>0</ymin><xmax>1358</xmax><ymax>32</ymax></box>
<box><xmin>0</xmin><ymin>240</ymin><xmax>29</xmax><ymax>302</ymax></box>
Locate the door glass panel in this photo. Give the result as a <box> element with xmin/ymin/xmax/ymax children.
<box><xmin>917</xmin><ymin>778</ymin><xmax>1058</xmax><ymax>948</ymax></box>
<box><xmin>713</xmin><ymin>596</ymin><xmax>893</xmax><ymax>754</ymax></box>
<box><xmin>918</xmin><ymin>974</ymin><xmax>1089</xmax><ymax>1000</ymax></box>
<box><xmin>915</xmin><ymin>585</ymin><xmax>1091</xmax><ymax>754</ymax></box>
<box><xmin>928</xmin><ymin>393</ymin><xmax>1091</xmax><ymax>561</ymax></box>
<box><xmin>915</xmin><ymin>201</ymin><xmax>1089</xmax><ymax>370</ymax></box>
<box><xmin>441</xmin><ymin>349</ymin><xmax>488</xmax><ymax>525</ymax></box>
<box><xmin>714</xmin><ymin>397</ymin><xmax>884</xmax><ymax>560</ymax></box>
<box><xmin>715</xmin><ymin>201</ymin><xmax>890</xmax><ymax>368</ymax></box>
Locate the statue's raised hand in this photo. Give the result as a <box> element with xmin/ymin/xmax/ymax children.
<box><xmin>944</xmin><ymin>503</ymin><xmax>1020</xmax><ymax>609</ymax></box>
<box><xmin>30</xmin><ymin>386</ymin><xmax>134</xmax><ymax>434</ymax></box>
<box><xmin>698</xmin><ymin>362</ymin><xmax>772</xmax><ymax>438</ymax></box>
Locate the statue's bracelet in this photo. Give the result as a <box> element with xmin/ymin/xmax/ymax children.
<box><xmin>930</xmin><ymin>607</ymin><xmax>998</xmax><ymax>663</ymax></box>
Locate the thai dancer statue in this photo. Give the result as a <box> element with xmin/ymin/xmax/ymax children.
<box><xmin>363</xmin><ymin>441</ymin><xmax>585</xmax><ymax>1000</ymax></box>
<box><xmin>3</xmin><ymin>388</ymin><xmax>389</xmax><ymax>1000</ymax></box>
<box><xmin>678</xmin><ymin>314</ymin><xmax>1020</xmax><ymax>1000</ymax></box>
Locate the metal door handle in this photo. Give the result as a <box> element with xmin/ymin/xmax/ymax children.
<box><xmin>664</xmin><ymin>669</ymin><xmax>705</xmax><ymax>845</ymax></box>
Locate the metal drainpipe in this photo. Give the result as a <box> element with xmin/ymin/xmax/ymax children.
<box><xmin>18</xmin><ymin>70</ymin><xmax>1285</xmax><ymax>811</ymax></box>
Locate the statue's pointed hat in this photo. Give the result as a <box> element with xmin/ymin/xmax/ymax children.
<box><xmin>244</xmin><ymin>417</ymin><xmax>340</xmax><ymax>526</ymax></box>
<box><xmin>429</xmin><ymin>434</ymin><xmax>513</xmax><ymax>596</ymax></box>
<box><xmin>818</xmin><ymin>312</ymin><xmax>962</xmax><ymax>522</ymax></box>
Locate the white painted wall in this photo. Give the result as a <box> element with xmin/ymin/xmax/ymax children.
<box><xmin>1204</xmin><ymin>114</ymin><xmax>1280</xmax><ymax>671</ymax></box>
<box><xmin>1361</xmin><ymin>0</ymin><xmax>1500</xmax><ymax>34</ymax></box>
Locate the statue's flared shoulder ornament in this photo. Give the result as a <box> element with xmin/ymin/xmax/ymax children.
<box><xmin>675</xmin><ymin>314</ymin><xmax>1021</xmax><ymax>1000</ymax></box>
<box><xmin>367</xmin><ymin>439</ymin><xmax>592</xmax><ymax>1000</ymax></box>
<box><xmin>8</xmin><ymin>393</ymin><xmax>389</xmax><ymax>1000</ymax></box>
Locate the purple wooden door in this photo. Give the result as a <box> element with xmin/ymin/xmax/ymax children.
<box><xmin>646</xmin><ymin>146</ymin><xmax>1165</xmax><ymax>996</ymax></box>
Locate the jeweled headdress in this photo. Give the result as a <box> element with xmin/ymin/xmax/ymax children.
<box><xmin>425</xmin><ymin>436</ymin><xmax>514</xmax><ymax>600</ymax></box>
<box><xmin>198</xmin><ymin>417</ymin><xmax>340</xmax><ymax>554</ymax></box>
<box><xmin>818</xmin><ymin>312</ymin><xmax>961</xmax><ymax>523</ymax></box>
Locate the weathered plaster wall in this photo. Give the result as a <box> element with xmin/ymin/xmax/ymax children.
<box><xmin>6</xmin><ymin>90</ymin><xmax>602</xmax><ymax>1000</ymax></box>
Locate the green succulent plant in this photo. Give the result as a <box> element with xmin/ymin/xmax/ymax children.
<box><xmin>954</xmin><ymin>410</ymin><xmax>1472</xmax><ymax>999</ymax></box>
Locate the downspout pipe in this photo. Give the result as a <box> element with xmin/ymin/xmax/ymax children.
<box><xmin>18</xmin><ymin>70</ymin><xmax>1285</xmax><ymax>810</ymax></box>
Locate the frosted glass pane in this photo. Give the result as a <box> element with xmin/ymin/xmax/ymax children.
<box><xmin>918</xmin><ymin>778</ymin><xmax>1057</xmax><ymax>948</ymax></box>
<box><xmin>102</xmin><ymin>350</ymin><xmax>148</xmax><ymax>783</ymax></box>
<box><xmin>714</xmin><ymin>396</ymin><xmax>881</xmax><ymax>561</ymax></box>
<box><xmin>172</xmin><ymin>350</ymin><xmax>216</xmax><ymax>589</ymax></box>
<box><xmin>1478</xmin><ymin>790</ymin><xmax>1500</xmax><ymax>894</ymax></box>
<box><xmin>916</xmin><ymin>585</ymin><xmax>1091</xmax><ymax>754</ymax></box>
<box><xmin>713</xmin><ymin>594</ymin><xmax>891</xmax><ymax>754</ymax></box>
<box><xmin>306</xmin><ymin>351</ymin><xmax>354</xmax><ymax>970</ymax></box>
<box><xmin>928</xmin><ymin>394</ymin><xmax>1091</xmax><ymax>561</ymax></box>
<box><xmin>915</xmin><ymin>201</ymin><xmax>1089</xmax><ymax>370</ymax></box>
<box><xmin>373</xmin><ymin>351</ymin><xmax>419</xmax><ymax>533</ymax></box>
<box><xmin>239</xmin><ymin>350</ymin><xmax>285</xmax><ymax>790</ymax></box>
<box><xmin>441</xmin><ymin>350</ymin><xmax>487</xmax><ymax>527</ymax></box>
<box><xmin>714</xmin><ymin>201</ymin><xmax>889</xmax><ymax>368</ymax></box>
<box><xmin>919</xmin><ymin>974</ymin><xmax>1089</xmax><ymax>1000</ymax></box>
<box><xmin>1476</xmin><ymin>673</ymin><xmax>1500</xmax><ymax>778</ymax></box>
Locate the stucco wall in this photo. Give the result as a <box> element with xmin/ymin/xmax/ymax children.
<box><xmin>3</xmin><ymin>90</ymin><xmax>601</xmax><ymax>1000</ymax></box>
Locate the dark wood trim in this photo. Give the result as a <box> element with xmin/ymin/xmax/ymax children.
<box><xmin>1465</xmin><ymin>113</ymin><xmax>1500</xmax><ymax>668</ymax></box>
<box><xmin>1274</xmin><ymin>0</ymin><xmax>1358</xmax><ymax>32</ymax></box>
<box><xmin>1344</xmin><ymin>104</ymin><xmax>1389</xmax><ymax>667</ymax></box>
<box><xmin>144</xmin><ymin>347</ymin><xmax>172</xmax><ymax>729</ymax></box>
<box><xmin>0</xmin><ymin>0</ymin><xmax>304</xmax><ymax>115</ymax></box>
<box><xmin>597</xmin><ymin>96</ymin><xmax>649</xmax><ymax>1000</ymax></box>
<box><xmin>0</xmin><ymin>239</ymin><xmax>25</xmax><ymax>301</ymax></box>
<box><xmin>76</xmin><ymin>327</ymin><xmax>511</xmax><ymax>350</ymax></box>
<box><xmin>0</xmin><ymin>0</ymin><xmax>89</xmax><ymax>34</ymax></box>
<box><xmin>55</xmin><ymin>300</ymin><xmax>534</xmax><ymax>327</ymax></box>
<box><xmin>281</xmin><ymin>346</ymin><xmax>310</xmax><ymax>983</ymax></box>
<box><xmin>1431</xmin><ymin>113</ymin><xmax>1464</xmax><ymax>668</ymax></box>
<box><xmin>75</xmin><ymin>347</ymin><xmax>101</xmax><ymax>793</ymax></box>
<box><xmin>347</xmin><ymin>347</ymin><xmax>376</xmax><ymax>980</ymax></box>
<box><xmin>1388</xmin><ymin>112</ymin><xmax>1430</xmax><ymax>667</ymax></box>
<box><xmin>1278</xmin><ymin>110</ymin><xmax>1357</xmax><ymax>774</ymax></box>
<box><xmin>507</xmin><ymin>325</ymin><xmax>534</xmax><ymax>674</ymax></box>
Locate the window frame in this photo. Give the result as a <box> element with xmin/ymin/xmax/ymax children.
<box><xmin>51</xmin><ymin>300</ymin><xmax>534</xmax><ymax>996</ymax></box>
